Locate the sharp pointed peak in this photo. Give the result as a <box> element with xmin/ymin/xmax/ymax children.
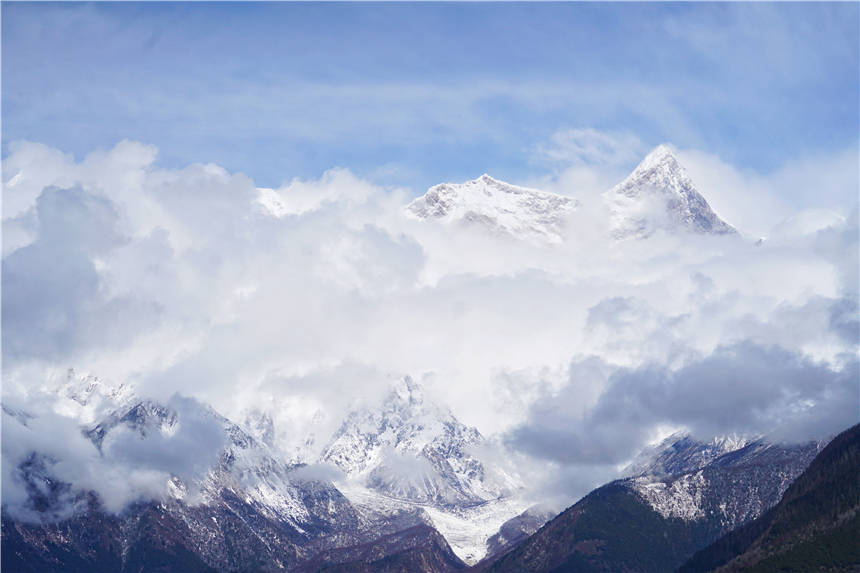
<box><xmin>390</xmin><ymin>375</ymin><xmax>424</xmax><ymax>405</ymax></box>
<box><xmin>648</xmin><ymin>143</ymin><xmax>677</xmax><ymax>158</ymax></box>
<box><xmin>635</xmin><ymin>144</ymin><xmax>682</xmax><ymax>172</ymax></box>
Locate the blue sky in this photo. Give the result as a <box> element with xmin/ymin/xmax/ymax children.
<box><xmin>3</xmin><ymin>2</ymin><xmax>858</xmax><ymax>191</ymax></box>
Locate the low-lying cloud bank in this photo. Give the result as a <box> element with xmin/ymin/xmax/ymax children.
<box><xmin>2</xmin><ymin>138</ymin><xmax>857</xmax><ymax>515</ymax></box>
<box><xmin>2</xmin><ymin>393</ymin><xmax>226</xmax><ymax>521</ymax></box>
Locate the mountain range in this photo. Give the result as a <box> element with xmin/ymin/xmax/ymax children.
<box><xmin>3</xmin><ymin>146</ymin><xmax>847</xmax><ymax>573</ymax></box>
<box><xmin>1</xmin><ymin>373</ymin><xmax>468</xmax><ymax>573</ymax></box>
<box><xmin>406</xmin><ymin>145</ymin><xmax>737</xmax><ymax>243</ymax></box>
<box><xmin>2</xmin><ymin>369</ymin><xmax>844</xmax><ymax>573</ymax></box>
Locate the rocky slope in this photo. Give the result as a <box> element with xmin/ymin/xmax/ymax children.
<box><xmin>679</xmin><ymin>423</ymin><xmax>859</xmax><ymax>573</ymax></box>
<box><xmin>295</xmin><ymin>524</ymin><xmax>467</xmax><ymax>573</ymax></box>
<box><xmin>625</xmin><ymin>433</ymin><xmax>750</xmax><ymax>478</ymax></box>
<box><xmin>485</xmin><ymin>435</ymin><xmax>822</xmax><ymax>573</ymax></box>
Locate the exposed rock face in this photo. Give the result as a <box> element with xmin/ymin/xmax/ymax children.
<box><xmin>679</xmin><ymin>424</ymin><xmax>860</xmax><ymax>573</ymax></box>
<box><xmin>624</xmin><ymin>433</ymin><xmax>750</xmax><ymax>478</ymax></box>
<box><xmin>629</xmin><ymin>439</ymin><xmax>821</xmax><ymax>527</ymax></box>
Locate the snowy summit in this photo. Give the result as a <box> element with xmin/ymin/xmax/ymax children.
<box><xmin>406</xmin><ymin>173</ymin><xmax>578</xmax><ymax>244</ymax></box>
<box><xmin>604</xmin><ymin>144</ymin><xmax>736</xmax><ymax>238</ymax></box>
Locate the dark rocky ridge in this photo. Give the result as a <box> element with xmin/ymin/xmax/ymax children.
<box><xmin>484</xmin><ymin>437</ymin><xmax>822</xmax><ymax>573</ymax></box>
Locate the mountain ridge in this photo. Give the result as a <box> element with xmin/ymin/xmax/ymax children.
<box><xmin>407</xmin><ymin>145</ymin><xmax>738</xmax><ymax>243</ymax></box>
<box><xmin>405</xmin><ymin>173</ymin><xmax>578</xmax><ymax>244</ymax></box>
<box><xmin>678</xmin><ymin>423</ymin><xmax>860</xmax><ymax>573</ymax></box>
<box><xmin>484</xmin><ymin>434</ymin><xmax>822</xmax><ymax>573</ymax></box>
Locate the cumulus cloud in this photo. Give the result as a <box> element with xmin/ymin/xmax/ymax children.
<box><xmin>2</xmin><ymin>186</ymin><xmax>162</xmax><ymax>362</ymax></box>
<box><xmin>259</xmin><ymin>168</ymin><xmax>379</xmax><ymax>216</ymax></box>
<box><xmin>1</xmin><ymin>138</ymin><xmax>857</xmax><ymax>514</ymax></box>
<box><xmin>509</xmin><ymin>343</ymin><xmax>857</xmax><ymax>461</ymax></box>
<box><xmin>679</xmin><ymin>146</ymin><xmax>859</xmax><ymax>238</ymax></box>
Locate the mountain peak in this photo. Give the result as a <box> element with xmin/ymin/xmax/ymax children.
<box><xmin>616</xmin><ymin>144</ymin><xmax>690</xmax><ymax>198</ymax></box>
<box><xmin>605</xmin><ymin>145</ymin><xmax>736</xmax><ymax>238</ymax></box>
<box><xmin>634</xmin><ymin>144</ymin><xmax>681</xmax><ymax>174</ymax></box>
<box><xmin>405</xmin><ymin>174</ymin><xmax>578</xmax><ymax>244</ymax></box>
<box><xmin>391</xmin><ymin>375</ymin><xmax>424</xmax><ymax>406</ymax></box>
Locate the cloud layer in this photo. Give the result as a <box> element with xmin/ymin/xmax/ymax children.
<box><xmin>2</xmin><ymin>137</ymin><xmax>857</xmax><ymax>512</ymax></box>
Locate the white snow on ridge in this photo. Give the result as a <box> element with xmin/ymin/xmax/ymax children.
<box><xmin>321</xmin><ymin>376</ymin><xmax>520</xmax><ymax>507</ymax></box>
<box><xmin>625</xmin><ymin>431</ymin><xmax>752</xmax><ymax>478</ymax></box>
<box><xmin>407</xmin><ymin>147</ymin><xmax>740</xmax><ymax>245</ymax></box>
<box><xmin>632</xmin><ymin>471</ymin><xmax>708</xmax><ymax>521</ymax></box>
<box><xmin>406</xmin><ymin>174</ymin><xmax>578</xmax><ymax>245</ymax></box>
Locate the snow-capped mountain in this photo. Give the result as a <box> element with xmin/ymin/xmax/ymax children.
<box><xmin>1</xmin><ymin>378</ymin><xmax>467</xmax><ymax>573</ymax></box>
<box><xmin>47</xmin><ymin>368</ymin><xmax>137</xmax><ymax>425</ymax></box>
<box><xmin>406</xmin><ymin>174</ymin><xmax>578</xmax><ymax>245</ymax></box>
<box><xmin>679</xmin><ymin>424</ymin><xmax>860</xmax><ymax>573</ymax></box>
<box><xmin>604</xmin><ymin>145</ymin><xmax>737</xmax><ymax>238</ymax></box>
<box><xmin>321</xmin><ymin>376</ymin><xmax>514</xmax><ymax>506</ymax></box>
<box><xmin>2</xmin><ymin>373</ymin><xmax>837</xmax><ymax>572</ymax></box>
<box><xmin>320</xmin><ymin>376</ymin><xmax>528</xmax><ymax>564</ymax></box>
<box><xmin>406</xmin><ymin>148</ymin><xmax>737</xmax><ymax>245</ymax></box>
<box><xmin>622</xmin><ymin>432</ymin><xmax>823</xmax><ymax>528</ymax></box>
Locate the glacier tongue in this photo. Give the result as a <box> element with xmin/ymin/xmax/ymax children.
<box><xmin>336</xmin><ymin>482</ymin><xmax>530</xmax><ymax>565</ymax></box>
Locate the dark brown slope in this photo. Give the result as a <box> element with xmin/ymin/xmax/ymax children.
<box><xmin>296</xmin><ymin>524</ymin><xmax>466</xmax><ymax>573</ymax></box>
<box><xmin>679</xmin><ymin>423</ymin><xmax>860</xmax><ymax>573</ymax></box>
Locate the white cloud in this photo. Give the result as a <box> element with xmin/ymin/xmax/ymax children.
<box><xmin>533</xmin><ymin>128</ymin><xmax>645</xmax><ymax>168</ymax></box>
<box><xmin>2</xmin><ymin>139</ymin><xmax>856</xmax><ymax>513</ymax></box>
<box><xmin>259</xmin><ymin>168</ymin><xmax>379</xmax><ymax>216</ymax></box>
<box><xmin>1</xmin><ymin>393</ymin><xmax>225</xmax><ymax>520</ymax></box>
<box><xmin>678</xmin><ymin>146</ymin><xmax>859</xmax><ymax>238</ymax></box>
